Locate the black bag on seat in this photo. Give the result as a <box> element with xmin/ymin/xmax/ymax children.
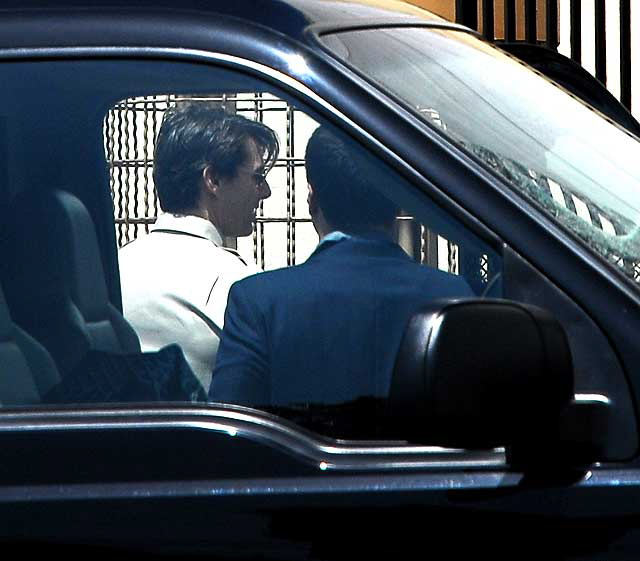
<box><xmin>43</xmin><ymin>344</ymin><xmax>206</xmax><ymax>404</ymax></box>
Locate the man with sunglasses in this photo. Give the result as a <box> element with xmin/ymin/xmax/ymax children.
<box><xmin>119</xmin><ymin>102</ymin><xmax>278</xmax><ymax>391</ymax></box>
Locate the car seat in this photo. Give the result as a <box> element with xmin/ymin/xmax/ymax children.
<box><xmin>0</xmin><ymin>189</ymin><xmax>140</xmax><ymax>377</ymax></box>
<box><xmin>0</xmin><ymin>283</ymin><xmax>60</xmax><ymax>405</ymax></box>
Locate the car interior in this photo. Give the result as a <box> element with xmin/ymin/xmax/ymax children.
<box><xmin>0</xmin><ymin>282</ymin><xmax>60</xmax><ymax>406</ymax></box>
<box><xmin>0</xmin><ymin>55</ymin><xmax>634</xmax><ymax>468</ymax></box>
<box><xmin>1</xmin><ymin>188</ymin><xmax>140</xmax><ymax>378</ymax></box>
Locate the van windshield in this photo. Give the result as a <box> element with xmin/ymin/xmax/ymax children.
<box><xmin>321</xmin><ymin>27</ymin><xmax>640</xmax><ymax>284</ymax></box>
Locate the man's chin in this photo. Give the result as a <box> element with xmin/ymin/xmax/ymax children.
<box><xmin>219</xmin><ymin>223</ymin><xmax>253</xmax><ymax>239</ymax></box>
<box><xmin>237</xmin><ymin>223</ymin><xmax>254</xmax><ymax>237</ymax></box>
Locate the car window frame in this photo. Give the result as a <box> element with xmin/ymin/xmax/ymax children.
<box><xmin>0</xmin><ymin>45</ymin><xmax>513</xmax><ymax>473</ymax></box>
<box><xmin>0</xmin><ymin>37</ymin><xmax>637</xmax><ymax>465</ymax></box>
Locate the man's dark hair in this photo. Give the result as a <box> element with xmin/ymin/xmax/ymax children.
<box><xmin>153</xmin><ymin>102</ymin><xmax>279</xmax><ymax>213</ymax></box>
<box><xmin>305</xmin><ymin>126</ymin><xmax>397</xmax><ymax>234</ymax></box>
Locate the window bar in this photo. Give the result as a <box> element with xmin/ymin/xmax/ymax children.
<box><xmin>142</xmin><ymin>98</ymin><xmax>151</xmax><ymax>234</ymax></box>
<box><xmin>504</xmin><ymin>0</ymin><xmax>516</xmax><ymax>42</ymax></box>
<box><xmin>570</xmin><ymin>0</ymin><xmax>582</xmax><ymax>64</ymax></box>
<box><xmin>586</xmin><ymin>202</ymin><xmax>604</xmax><ymax>230</ymax></box>
<box><xmin>480</xmin><ymin>254</ymin><xmax>489</xmax><ymax>284</ymax></box>
<box><xmin>455</xmin><ymin>0</ymin><xmax>478</xmax><ymax>30</ymax></box>
<box><xmin>252</xmin><ymin>95</ymin><xmax>260</xmax><ymax>268</ymax></box>
<box><xmin>151</xmin><ymin>97</ymin><xmax>160</xmax><ymax>220</ymax></box>
<box><xmin>524</xmin><ymin>0</ymin><xmax>537</xmax><ymax>43</ymax></box>
<box><xmin>546</xmin><ymin>0</ymin><xmax>559</xmax><ymax>48</ymax></box>
<box><xmin>255</xmin><ymin>92</ymin><xmax>265</xmax><ymax>269</ymax></box>
<box><xmin>620</xmin><ymin>0</ymin><xmax>632</xmax><ymax>110</ymax></box>
<box><xmin>106</xmin><ymin>110</ymin><xmax>117</xmax><ymax>242</ymax></box>
<box><xmin>102</xmin><ymin>115</ymin><xmax>108</xmax><ymax>194</ymax></box>
<box><xmin>107</xmin><ymin>109</ymin><xmax>116</xmax><ymax>201</ymax></box>
<box><xmin>116</xmin><ymin>105</ymin><xmax>126</xmax><ymax>246</ymax></box>
<box><xmin>110</xmin><ymin>108</ymin><xmax>119</xmax><ymax>244</ymax></box>
<box><xmin>125</xmin><ymin>104</ymin><xmax>133</xmax><ymax>244</ymax></box>
<box><xmin>289</xmin><ymin>107</ymin><xmax>296</xmax><ymax>266</ymax></box>
<box><xmin>561</xmin><ymin>188</ymin><xmax>578</xmax><ymax>215</ymax></box>
<box><xmin>257</xmin><ymin>93</ymin><xmax>265</xmax><ymax>269</ymax></box>
<box><xmin>131</xmin><ymin>99</ymin><xmax>140</xmax><ymax>241</ymax></box>
<box><xmin>594</xmin><ymin>0</ymin><xmax>607</xmax><ymax>84</ymax></box>
<box><xmin>482</xmin><ymin>0</ymin><xmax>495</xmax><ymax>40</ymax></box>
<box><xmin>285</xmin><ymin>105</ymin><xmax>293</xmax><ymax>266</ymax></box>
<box><xmin>421</xmin><ymin>226</ymin><xmax>438</xmax><ymax>268</ymax></box>
<box><xmin>448</xmin><ymin>241</ymin><xmax>459</xmax><ymax>275</ymax></box>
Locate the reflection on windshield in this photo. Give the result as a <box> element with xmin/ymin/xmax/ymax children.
<box><xmin>464</xmin><ymin>141</ymin><xmax>640</xmax><ymax>264</ymax></box>
<box><xmin>322</xmin><ymin>27</ymin><xmax>640</xmax><ymax>283</ymax></box>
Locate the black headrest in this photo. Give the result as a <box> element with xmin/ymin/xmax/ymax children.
<box><xmin>389</xmin><ymin>299</ymin><xmax>574</xmax><ymax>449</ymax></box>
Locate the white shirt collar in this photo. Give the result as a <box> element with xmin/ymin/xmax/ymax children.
<box><xmin>151</xmin><ymin>213</ymin><xmax>223</xmax><ymax>246</ymax></box>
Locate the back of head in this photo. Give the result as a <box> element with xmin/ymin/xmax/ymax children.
<box><xmin>153</xmin><ymin>102</ymin><xmax>279</xmax><ymax>214</ymax></box>
<box><xmin>305</xmin><ymin>126</ymin><xmax>397</xmax><ymax>235</ymax></box>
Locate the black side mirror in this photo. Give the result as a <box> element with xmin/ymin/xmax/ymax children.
<box><xmin>389</xmin><ymin>299</ymin><xmax>609</xmax><ymax>469</ymax></box>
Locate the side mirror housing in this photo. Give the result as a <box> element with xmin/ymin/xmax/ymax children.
<box><xmin>389</xmin><ymin>299</ymin><xmax>608</xmax><ymax>469</ymax></box>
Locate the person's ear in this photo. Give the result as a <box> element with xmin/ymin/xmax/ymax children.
<box><xmin>202</xmin><ymin>165</ymin><xmax>219</xmax><ymax>196</ymax></box>
<box><xmin>307</xmin><ymin>183</ymin><xmax>317</xmax><ymax>215</ymax></box>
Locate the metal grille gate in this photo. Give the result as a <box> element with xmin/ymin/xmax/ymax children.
<box><xmin>105</xmin><ymin>93</ymin><xmax>484</xmax><ymax>283</ymax></box>
<box><xmin>454</xmin><ymin>1</ymin><xmax>632</xmax><ymax>112</ymax></box>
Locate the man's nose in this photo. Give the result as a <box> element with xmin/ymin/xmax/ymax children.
<box><xmin>258</xmin><ymin>178</ymin><xmax>271</xmax><ymax>200</ymax></box>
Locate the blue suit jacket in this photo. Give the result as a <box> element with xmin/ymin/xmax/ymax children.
<box><xmin>209</xmin><ymin>235</ymin><xmax>474</xmax><ymax>407</ymax></box>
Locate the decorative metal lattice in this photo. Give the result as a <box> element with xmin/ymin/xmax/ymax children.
<box><xmin>104</xmin><ymin>93</ymin><xmax>481</xmax><ymax>280</ymax></box>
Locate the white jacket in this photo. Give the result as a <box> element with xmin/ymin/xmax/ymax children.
<box><xmin>118</xmin><ymin>214</ymin><xmax>258</xmax><ymax>390</ymax></box>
